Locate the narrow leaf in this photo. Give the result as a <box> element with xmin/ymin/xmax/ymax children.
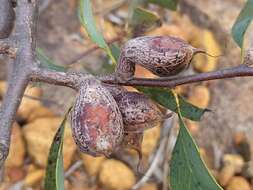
<box><xmin>44</xmin><ymin>114</ymin><xmax>69</xmax><ymax>190</ymax></box>
<box><xmin>170</xmin><ymin>113</ymin><xmax>223</xmax><ymax>190</ymax></box>
<box><xmin>110</xmin><ymin>43</ymin><xmax>121</xmax><ymax>63</ymax></box>
<box><xmin>79</xmin><ymin>0</ymin><xmax>116</xmax><ymax>64</ymax></box>
<box><xmin>36</xmin><ymin>48</ymin><xmax>66</xmax><ymax>72</ymax></box>
<box><xmin>147</xmin><ymin>0</ymin><xmax>178</xmax><ymax>10</ymax></box>
<box><xmin>130</xmin><ymin>7</ymin><xmax>161</xmax><ymax>35</ymax></box>
<box><xmin>232</xmin><ymin>0</ymin><xmax>253</xmax><ymax>49</ymax></box>
<box><xmin>137</xmin><ymin>87</ymin><xmax>209</xmax><ymax>121</ymax></box>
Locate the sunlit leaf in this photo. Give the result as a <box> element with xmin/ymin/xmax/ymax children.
<box><xmin>232</xmin><ymin>0</ymin><xmax>253</xmax><ymax>49</ymax></box>
<box><xmin>36</xmin><ymin>48</ymin><xmax>66</xmax><ymax>72</ymax></box>
<box><xmin>79</xmin><ymin>0</ymin><xmax>116</xmax><ymax>64</ymax></box>
<box><xmin>137</xmin><ymin>87</ymin><xmax>209</xmax><ymax>121</ymax></box>
<box><xmin>130</xmin><ymin>7</ymin><xmax>161</xmax><ymax>36</ymax></box>
<box><xmin>170</xmin><ymin>112</ymin><xmax>223</xmax><ymax>190</ymax></box>
<box><xmin>44</xmin><ymin>113</ymin><xmax>69</xmax><ymax>190</ymax></box>
<box><xmin>147</xmin><ymin>0</ymin><xmax>178</xmax><ymax>10</ymax></box>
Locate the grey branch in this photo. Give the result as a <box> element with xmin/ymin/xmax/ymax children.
<box><xmin>0</xmin><ymin>0</ymin><xmax>38</xmax><ymax>167</ymax></box>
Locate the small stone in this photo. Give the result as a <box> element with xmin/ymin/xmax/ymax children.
<box><xmin>219</xmin><ymin>164</ymin><xmax>236</xmax><ymax>187</ymax></box>
<box><xmin>5</xmin><ymin>122</ymin><xmax>25</xmax><ymax>168</ymax></box>
<box><xmin>99</xmin><ymin>159</ymin><xmax>136</xmax><ymax>190</ymax></box>
<box><xmin>81</xmin><ymin>154</ymin><xmax>106</xmax><ymax>176</ymax></box>
<box><xmin>139</xmin><ymin>183</ymin><xmax>158</xmax><ymax>190</ymax></box>
<box><xmin>185</xmin><ymin>120</ymin><xmax>200</xmax><ymax>136</ymax></box>
<box><xmin>193</xmin><ymin>30</ymin><xmax>221</xmax><ymax>73</ymax></box>
<box><xmin>0</xmin><ymin>81</ymin><xmax>7</xmax><ymax>98</ymax></box>
<box><xmin>226</xmin><ymin>176</ymin><xmax>251</xmax><ymax>190</ymax></box>
<box><xmin>188</xmin><ymin>85</ymin><xmax>210</xmax><ymax>109</ymax></box>
<box><xmin>23</xmin><ymin>117</ymin><xmax>76</xmax><ymax>169</ymax></box>
<box><xmin>27</xmin><ymin>105</ymin><xmax>56</xmax><ymax>122</ymax></box>
<box><xmin>223</xmin><ymin>154</ymin><xmax>244</xmax><ymax>173</ymax></box>
<box><xmin>241</xmin><ymin>161</ymin><xmax>253</xmax><ymax>178</ymax></box>
<box><xmin>199</xmin><ymin>148</ymin><xmax>213</xmax><ymax>169</ymax></box>
<box><xmin>142</xmin><ymin>125</ymin><xmax>161</xmax><ymax>156</ymax></box>
<box><xmin>6</xmin><ymin>166</ymin><xmax>26</xmax><ymax>183</ymax></box>
<box><xmin>233</xmin><ymin>132</ymin><xmax>251</xmax><ymax>161</ymax></box>
<box><xmin>24</xmin><ymin>169</ymin><xmax>44</xmax><ymax>187</ymax></box>
<box><xmin>17</xmin><ymin>86</ymin><xmax>43</xmax><ymax>121</ymax></box>
<box><xmin>219</xmin><ymin>154</ymin><xmax>245</xmax><ymax>186</ymax></box>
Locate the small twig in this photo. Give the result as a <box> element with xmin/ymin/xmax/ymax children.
<box><xmin>133</xmin><ymin>139</ymin><xmax>167</xmax><ymax>190</ymax></box>
<box><xmin>133</xmin><ymin>115</ymin><xmax>174</xmax><ymax>190</ymax></box>
<box><xmin>94</xmin><ymin>0</ymin><xmax>126</xmax><ymax>16</ymax></box>
<box><xmin>64</xmin><ymin>160</ymin><xmax>83</xmax><ymax>178</ymax></box>
<box><xmin>65</xmin><ymin>33</ymin><xmax>125</xmax><ymax>65</ymax></box>
<box><xmin>23</xmin><ymin>94</ymin><xmax>64</xmax><ymax>107</ymax></box>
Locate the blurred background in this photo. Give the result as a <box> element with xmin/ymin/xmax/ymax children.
<box><xmin>1</xmin><ymin>0</ymin><xmax>253</xmax><ymax>189</ymax></box>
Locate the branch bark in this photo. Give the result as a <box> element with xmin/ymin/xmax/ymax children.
<box><xmin>30</xmin><ymin>64</ymin><xmax>253</xmax><ymax>89</ymax></box>
<box><xmin>0</xmin><ymin>0</ymin><xmax>38</xmax><ymax>167</ymax></box>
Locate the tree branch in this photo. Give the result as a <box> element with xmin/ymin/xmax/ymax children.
<box><xmin>0</xmin><ymin>0</ymin><xmax>38</xmax><ymax>167</ymax></box>
<box><xmin>30</xmin><ymin>64</ymin><xmax>253</xmax><ymax>90</ymax></box>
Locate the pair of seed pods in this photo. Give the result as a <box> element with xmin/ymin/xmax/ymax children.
<box><xmin>71</xmin><ymin>36</ymin><xmax>205</xmax><ymax>157</ymax></box>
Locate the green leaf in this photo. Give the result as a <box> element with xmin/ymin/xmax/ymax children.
<box><xmin>36</xmin><ymin>48</ymin><xmax>67</xmax><ymax>72</ymax></box>
<box><xmin>110</xmin><ymin>43</ymin><xmax>121</xmax><ymax>63</ymax></box>
<box><xmin>79</xmin><ymin>0</ymin><xmax>116</xmax><ymax>64</ymax></box>
<box><xmin>130</xmin><ymin>7</ymin><xmax>161</xmax><ymax>35</ymax></box>
<box><xmin>170</xmin><ymin>112</ymin><xmax>223</xmax><ymax>190</ymax></box>
<box><xmin>137</xmin><ymin>87</ymin><xmax>209</xmax><ymax>121</ymax></box>
<box><xmin>232</xmin><ymin>0</ymin><xmax>253</xmax><ymax>49</ymax></box>
<box><xmin>147</xmin><ymin>0</ymin><xmax>178</xmax><ymax>10</ymax></box>
<box><xmin>44</xmin><ymin>114</ymin><xmax>69</xmax><ymax>190</ymax></box>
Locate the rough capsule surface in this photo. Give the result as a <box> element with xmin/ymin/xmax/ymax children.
<box><xmin>116</xmin><ymin>36</ymin><xmax>197</xmax><ymax>82</ymax></box>
<box><xmin>71</xmin><ymin>78</ymin><xmax>124</xmax><ymax>157</ymax></box>
<box><xmin>114</xmin><ymin>91</ymin><xmax>164</xmax><ymax>132</ymax></box>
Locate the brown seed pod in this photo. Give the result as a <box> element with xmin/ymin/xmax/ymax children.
<box><xmin>71</xmin><ymin>78</ymin><xmax>124</xmax><ymax>157</ymax></box>
<box><xmin>102</xmin><ymin>83</ymin><xmax>127</xmax><ymax>97</ymax></box>
<box><xmin>115</xmin><ymin>36</ymin><xmax>204</xmax><ymax>82</ymax></box>
<box><xmin>0</xmin><ymin>0</ymin><xmax>15</xmax><ymax>39</ymax></box>
<box><xmin>114</xmin><ymin>91</ymin><xmax>166</xmax><ymax>132</ymax></box>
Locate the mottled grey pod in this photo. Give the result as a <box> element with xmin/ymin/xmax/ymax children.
<box><xmin>0</xmin><ymin>0</ymin><xmax>15</xmax><ymax>39</ymax></box>
<box><xmin>103</xmin><ymin>83</ymin><xmax>127</xmax><ymax>97</ymax></box>
<box><xmin>114</xmin><ymin>91</ymin><xmax>164</xmax><ymax>132</ymax></box>
<box><xmin>71</xmin><ymin>78</ymin><xmax>124</xmax><ymax>157</ymax></box>
<box><xmin>116</xmin><ymin>36</ymin><xmax>200</xmax><ymax>82</ymax></box>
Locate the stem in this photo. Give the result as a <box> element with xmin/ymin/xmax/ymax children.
<box><xmin>30</xmin><ymin>64</ymin><xmax>253</xmax><ymax>89</ymax></box>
